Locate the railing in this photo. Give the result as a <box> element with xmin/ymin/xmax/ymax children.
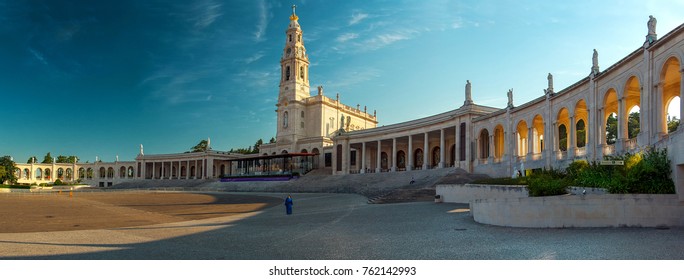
<box><xmin>576</xmin><ymin>147</ymin><xmax>586</xmax><ymax>157</ymax></box>
<box><xmin>625</xmin><ymin>138</ymin><xmax>638</xmax><ymax>151</ymax></box>
<box><xmin>532</xmin><ymin>153</ymin><xmax>542</xmax><ymax>161</ymax></box>
<box><xmin>603</xmin><ymin>144</ymin><xmax>615</xmax><ymax>155</ymax></box>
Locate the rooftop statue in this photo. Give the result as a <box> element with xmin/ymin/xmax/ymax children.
<box><xmin>464</xmin><ymin>80</ymin><xmax>473</xmax><ymax>105</ymax></box>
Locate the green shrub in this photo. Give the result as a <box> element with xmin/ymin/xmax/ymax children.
<box><xmin>527</xmin><ymin>172</ymin><xmax>569</xmax><ymax>197</ymax></box>
<box><xmin>624</xmin><ymin>148</ymin><xmax>674</xmax><ymax>194</ymax></box>
<box><xmin>471</xmin><ymin>177</ymin><xmax>527</xmax><ymax>185</ymax></box>
<box><xmin>54</xmin><ymin>179</ymin><xmax>64</xmax><ymax>185</ymax></box>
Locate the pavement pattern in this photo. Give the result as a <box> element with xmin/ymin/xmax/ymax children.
<box><xmin>0</xmin><ymin>191</ymin><xmax>682</xmax><ymax>260</ymax></box>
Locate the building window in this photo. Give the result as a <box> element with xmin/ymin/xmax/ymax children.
<box><xmin>286</xmin><ymin>66</ymin><xmax>290</xmax><ymax>81</ymax></box>
<box><xmin>283</xmin><ymin>111</ymin><xmax>289</xmax><ymax>128</ymax></box>
<box><xmin>325</xmin><ymin>153</ymin><xmax>332</xmax><ymax>167</ymax></box>
<box><xmin>300</xmin><ymin>66</ymin><xmax>304</xmax><ymax>79</ymax></box>
<box><xmin>300</xmin><ymin>121</ymin><xmax>304</xmax><ymax>128</ymax></box>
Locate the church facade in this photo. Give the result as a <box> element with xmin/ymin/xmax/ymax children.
<box><xmin>11</xmin><ymin>10</ymin><xmax>684</xmax><ymax>200</ymax></box>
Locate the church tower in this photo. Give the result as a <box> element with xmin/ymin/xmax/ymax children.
<box><xmin>276</xmin><ymin>5</ymin><xmax>311</xmax><ymax>146</ymax></box>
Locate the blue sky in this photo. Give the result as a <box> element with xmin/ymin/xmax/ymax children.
<box><xmin>1</xmin><ymin>0</ymin><xmax>682</xmax><ymax>163</ymax></box>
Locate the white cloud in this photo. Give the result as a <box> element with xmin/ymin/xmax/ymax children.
<box><xmin>29</xmin><ymin>48</ymin><xmax>47</xmax><ymax>65</ymax></box>
<box><xmin>194</xmin><ymin>1</ymin><xmax>223</xmax><ymax>29</ymax></box>
<box><xmin>349</xmin><ymin>12</ymin><xmax>369</xmax><ymax>25</ymax></box>
<box><xmin>336</xmin><ymin>33</ymin><xmax>359</xmax><ymax>43</ymax></box>
<box><xmin>254</xmin><ymin>0</ymin><xmax>271</xmax><ymax>42</ymax></box>
<box><xmin>242</xmin><ymin>52</ymin><xmax>265</xmax><ymax>64</ymax></box>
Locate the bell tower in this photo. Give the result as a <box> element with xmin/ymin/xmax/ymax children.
<box><xmin>276</xmin><ymin>5</ymin><xmax>311</xmax><ymax>146</ymax></box>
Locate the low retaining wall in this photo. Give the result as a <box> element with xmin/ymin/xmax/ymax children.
<box><xmin>471</xmin><ymin>194</ymin><xmax>684</xmax><ymax>228</ymax></box>
<box><xmin>436</xmin><ymin>184</ymin><xmax>529</xmax><ymax>204</ymax></box>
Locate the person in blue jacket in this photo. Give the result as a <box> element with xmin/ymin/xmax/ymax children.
<box><xmin>284</xmin><ymin>194</ymin><xmax>293</xmax><ymax>215</ymax></box>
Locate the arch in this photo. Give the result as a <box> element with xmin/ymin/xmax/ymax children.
<box><xmin>66</xmin><ymin>168</ymin><xmax>73</xmax><ymax>181</ymax></box>
<box><xmin>380</xmin><ymin>152</ymin><xmax>388</xmax><ymax>170</ymax></box>
<box><xmin>431</xmin><ymin>146</ymin><xmax>440</xmax><ymax>167</ymax></box>
<box><xmin>660</xmin><ymin>57</ymin><xmax>681</xmax><ymax>134</ymax></box>
<box><xmin>414</xmin><ymin>148</ymin><xmax>423</xmax><ymax>168</ymax></box>
<box><xmin>516</xmin><ymin>120</ymin><xmax>529</xmax><ymax>157</ymax></box>
<box><xmin>220</xmin><ymin>164</ymin><xmax>226</xmax><ymax>176</ymax></box>
<box><xmin>190</xmin><ymin>166</ymin><xmax>196</xmax><ymax>177</ymax></box>
<box><xmin>181</xmin><ymin>166</ymin><xmax>187</xmax><ymax>177</ymax></box>
<box><xmin>532</xmin><ymin>114</ymin><xmax>544</xmax><ymax>154</ymax></box>
<box><xmin>559</xmin><ymin>124</ymin><xmax>568</xmax><ymax>151</ymax></box>
<box><xmin>127</xmin><ymin>166</ymin><xmax>134</xmax><ymax>178</ymax></box>
<box><xmin>79</xmin><ymin>168</ymin><xmax>85</xmax><ymax>179</ymax></box>
<box><xmin>397</xmin><ymin>150</ymin><xmax>406</xmax><ymax>169</ymax></box>
<box><xmin>624</xmin><ymin>76</ymin><xmax>641</xmax><ymax>139</ymax></box>
<box><xmin>449</xmin><ymin>144</ymin><xmax>456</xmax><ymax>166</ymax></box>
<box><xmin>44</xmin><ymin>168</ymin><xmax>51</xmax><ymax>180</ymax></box>
<box><xmin>603</xmin><ymin>89</ymin><xmax>619</xmax><ymax>145</ymax></box>
<box><xmin>119</xmin><ymin>166</ymin><xmax>126</xmax><ymax>178</ymax></box>
<box><xmin>23</xmin><ymin>168</ymin><xmax>30</xmax><ymax>179</ymax></box>
<box><xmin>576</xmin><ymin>119</ymin><xmax>586</xmax><ymax>147</ymax></box>
<box><xmin>57</xmin><ymin>168</ymin><xmax>64</xmax><ymax>179</ymax></box>
<box><xmin>35</xmin><ymin>168</ymin><xmax>42</xmax><ymax>180</ymax></box>
<box><xmin>556</xmin><ymin>107</ymin><xmax>570</xmax><ymax>151</ymax></box>
<box><xmin>478</xmin><ymin>129</ymin><xmax>490</xmax><ymax>159</ymax></box>
<box><xmin>286</xmin><ymin>66</ymin><xmax>291</xmax><ymax>80</ymax></box>
<box><xmin>300</xmin><ymin>149</ymin><xmax>308</xmax><ymax>153</ymax></box>
<box><xmin>106</xmin><ymin>167</ymin><xmax>114</xmax><ymax>179</ymax></box>
<box><xmin>99</xmin><ymin>167</ymin><xmax>106</xmax><ymax>178</ymax></box>
<box><xmin>574</xmin><ymin>99</ymin><xmax>588</xmax><ymax>149</ymax></box>
<box><xmin>494</xmin><ymin>125</ymin><xmax>505</xmax><ymax>159</ymax></box>
<box><xmin>16</xmin><ymin>169</ymin><xmax>21</xmax><ymax>179</ymax></box>
<box><xmin>667</xmin><ymin>97</ymin><xmax>681</xmax><ymax>133</ymax></box>
<box><xmin>87</xmin><ymin>168</ymin><xmax>93</xmax><ymax>179</ymax></box>
<box><xmin>311</xmin><ymin>148</ymin><xmax>320</xmax><ymax>155</ymax></box>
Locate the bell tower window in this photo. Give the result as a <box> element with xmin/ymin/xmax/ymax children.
<box><xmin>286</xmin><ymin>66</ymin><xmax>290</xmax><ymax>81</ymax></box>
<box><xmin>289</xmin><ymin>34</ymin><xmax>292</xmax><ymax>42</ymax></box>
<box><xmin>300</xmin><ymin>66</ymin><xmax>304</xmax><ymax>79</ymax></box>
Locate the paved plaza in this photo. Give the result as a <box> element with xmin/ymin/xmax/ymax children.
<box><xmin>0</xmin><ymin>191</ymin><xmax>682</xmax><ymax>260</ymax></box>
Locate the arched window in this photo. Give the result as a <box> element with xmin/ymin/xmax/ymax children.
<box><xmin>432</xmin><ymin>147</ymin><xmax>440</xmax><ymax>167</ymax></box>
<box><xmin>286</xmin><ymin>66</ymin><xmax>290</xmax><ymax>80</ymax></box>
<box><xmin>479</xmin><ymin>129</ymin><xmax>490</xmax><ymax>159</ymax></box>
<box><xmin>57</xmin><ymin>168</ymin><xmax>64</xmax><ymax>179</ymax></box>
<box><xmin>414</xmin><ymin>149</ymin><xmax>423</xmax><ymax>168</ymax></box>
<box><xmin>128</xmin><ymin>166</ymin><xmax>134</xmax><ymax>178</ymax></box>
<box><xmin>107</xmin><ymin>167</ymin><xmax>114</xmax><ymax>179</ymax></box>
<box><xmin>300</xmin><ymin>66</ymin><xmax>304</xmax><ymax>79</ymax></box>
<box><xmin>119</xmin><ymin>166</ymin><xmax>126</xmax><ymax>178</ymax></box>
<box><xmin>397</xmin><ymin>151</ymin><xmax>406</xmax><ymax>169</ymax></box>
<box><xmin>66</xmin><ymin>168</ymin><xmax>73</xmax><ymax>181</ymax></box>
<box><xmin>576</xmin><ymin>119</ymin><xmax>586</xmax><ymax>148</ymax></box>
<box><xmin>99</xmin><ymin>167</ymin><xmax>106</xmax><ymax>178</ymax></box>
<box><xmin>35</xmin><ymin>168</ymin><xmax>42</xmax><ymax>180</ymax></box>
<box><xmin>559</xmin><ymin>125</ymin><xmax>568</xmax><ymax>151</ymax></box>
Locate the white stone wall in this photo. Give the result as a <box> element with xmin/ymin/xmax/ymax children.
<box><xmin>436</xmin><ymin>184</ymin><xmax>529</xmax><ymax>204</ymax></box>
<box><xmin>471</xmin><ymin>194</ymin><xmax>684</xmax><ymax>228</ymax></box>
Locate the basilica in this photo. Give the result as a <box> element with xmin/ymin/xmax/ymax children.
<box><xmin>13</xmin><ymin>9</ymin><xmax>684</xmax><ymax>200</ymax></box>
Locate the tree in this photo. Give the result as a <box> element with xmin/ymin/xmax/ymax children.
<box><xmin>253</xmin><ymin>139</ymin><xmax>264</xmax><ymax>153</ymax></box>
<box><xmin>56</xmin><ymin>155</ymin><xmax>78</xmax><ymax>163</ymax></box>
<box><xmin>27</xmin><ymin>156</ymin><xmax>37</xmax><ymax>164</ymax></box>
<box><xmin>0</xmin><ymin>156</ymin><xmax>18</xmax><ymax>184</ymax></box>
<box><xmin>42</xmin><ymin>152</ymin><xmax>53</xmax><ymax>163</ymax></box>
<box><xmin>668</xmin><ymin>116</ymin><xmax>680</xmax><ymax>133</ymax></box>
<box><xmin>606</xmin><ymin>113</ymin><xmax>617</xmax><ymax>144</ymax></box>
<box><xmin>628</xmin><ymin>112</ymin><xmax>640</xmax><ymax>139</ymax></box>
<box><xmin>190</xmin><ymin>140</ymin><xmax>209</xmax><ymax>152</ymax></box>
<box><xmin>269</xmin><ymin>137</ymin><xmax>276</xmax><ymax>144</ymax></box>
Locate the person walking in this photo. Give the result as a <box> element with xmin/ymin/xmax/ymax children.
<box><xmin>284</xmin><ymin>194</ymin><xmax>293</xmax><ymax>215</ymax></box>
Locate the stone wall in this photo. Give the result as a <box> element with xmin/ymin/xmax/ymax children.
<box><xmin>436</xmin><ymin>184</ymin><xmax>529</xmax><ymax>204</ymax></box>
<box><xmin>471</xmin><ymin>194</ymin><xmax>684</xmax><ymax>228</ymax></box>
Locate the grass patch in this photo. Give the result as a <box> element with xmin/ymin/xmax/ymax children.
<box><xmin>0</xmin><ymin>185</ymin><xmax>31</xmax><ymax>189</ymax></box>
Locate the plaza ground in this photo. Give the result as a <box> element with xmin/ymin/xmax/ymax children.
<box><xmin>0</xmin><ymin>191</ymin><xmax>682</xmax><ymax>260</ymax></box>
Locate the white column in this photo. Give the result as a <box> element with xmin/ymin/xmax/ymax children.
<box><xmin>439</xmin><ymin>129</ymin><xmax>445</xmax><ymax>168</ymax></box>
<box><xmin>342</xmin><ymin>140</ymin><xmax>349</xmax><ymax>174</ymax></box>
<box><xmin>391</xmin><ymin>138</ymin><xmax>397</xmax><ymax>172</ymax></box>
<box><xmin>361</xmin><ymin>142</ymin><xmax>366</xmax><ymax>174</ymax></box>
<box><xmin>152</xmin><ymin>162</ymin><xmax>156</xmax><ymax>179</ymax></box>
<box><xmin>186</xmin><ymin>160</ymin><xmax>190</xmax><ymax>179</ymax></box>
<box><xmin>455</xmin><ymin>124</ymin><xmax>460</xmax><ymax>166</ymax></box>
<box><xmin>568</xmin><ymin>116</ymin><xmax>576</xmax><ymax>158</ymax></box>
<box><xmin>680</xmin><ymin>69</ymin><xmax>684</xmax><ymax>127</ymax></box>
<box><xmin>465</xmin><ymin>122</ymin><xmax>471</xmax><ymax>172</ymax></box>
<box><xmin>423</xmin><ymin>133</ymin><xmax>429</xmax><ymax>169</ymax></box>
<box><xmin>489</xmin><ymin>134</ymin><xmax>495</xmax><ymax>161</ymax></box>
<box><xmin>527</xmin><ymin>127</ymin><xmax>534</xmax><ymax>160</ymax></box>
<box><xmin>376</xmin><ymin>140</ymin><xmax>382</xmax><ymax>173</ymax></box>
<box><xmin>208</xmin><ymin>157</ymin><xmax>214</xmax><ymax>179</ymax></box>
<box><xmin>407</xmin><ymin>135</ymin><xmax>413</xmax><ymax>171</ymax></box>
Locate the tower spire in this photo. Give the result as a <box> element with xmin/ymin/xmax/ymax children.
<box><xmin>290</xmin><ymin>5</ymin><xmax>298</xmax><ymax>21</ymax></box>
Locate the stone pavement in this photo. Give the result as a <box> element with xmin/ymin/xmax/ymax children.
<box><xmin>0</xmin><ymin>192</ymin><xmax>682</xmax><ymax>260</ymax></box>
